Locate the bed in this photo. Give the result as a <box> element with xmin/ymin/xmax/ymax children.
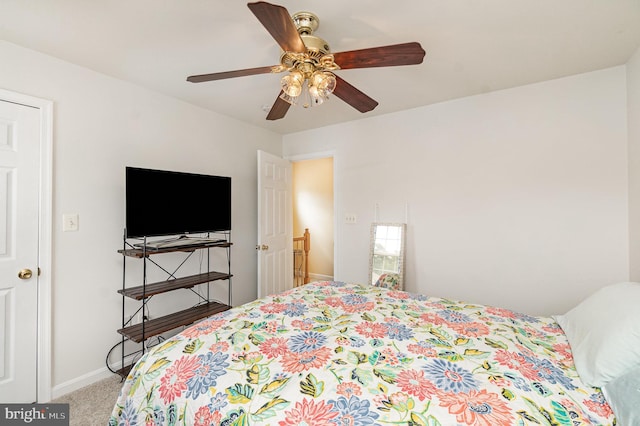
<box><xmin>110</xmin><ymin>281</ymin><xmax>634</xmax><ymax>425</ymax></box>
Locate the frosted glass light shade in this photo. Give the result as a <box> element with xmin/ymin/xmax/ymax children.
<box><xmin>281</xmin><ymin>71</ymin><xmax>304</xmax><ymax>97</ymax></box>
<box><xmin>316</xmin><ymin>71</ymin><xmax>336</xmax><ymax>96</ymax></box>
<box><xmin>309</xmin><ymin>71</ymin><xmax>336</xmax><ymax>100</ymax></box>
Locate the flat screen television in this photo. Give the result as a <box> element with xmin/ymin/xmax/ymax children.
<box><xmin>125</xmin><ymin>167</ymin><xmax>231</xmax><ymax>238</ymax></box>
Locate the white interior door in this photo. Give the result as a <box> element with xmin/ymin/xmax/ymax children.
<box><xmin>0</xmin><ymin>100</ymin><xmax>40</xmax><ymax>402</ymax></box>
<box><xmin>257</xmin><ymin>150</ymin><xmax>293</xmax><ymax>298</ymax></box>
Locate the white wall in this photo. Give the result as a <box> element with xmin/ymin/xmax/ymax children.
<box><xmin>0</xmin><ymin>41</ymin><xmax>282</xmax><ymax>393</ymax></box>
<box><xmin>284</xmin><ymin>66</ymin><xmax>629</xmax><ymax>317</ymax></box>
<box><xmin>628</xmin><ymin>46</ymin><xmax>640</xmax><ymax>280</ymax></box>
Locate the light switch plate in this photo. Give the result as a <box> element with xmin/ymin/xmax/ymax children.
<box><xmin>345</xmin><ymin>213</ymin><xmax>357</xmax><ymax>224</ymax></box>
<box><xmin>63</xmin><ymin>213</ymin><xmax>79</xmax><ymax>232</ymax></box>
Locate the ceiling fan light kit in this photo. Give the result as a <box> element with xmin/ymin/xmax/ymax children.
<box><xmin>280</xmin><ymin>70</ymin><xmax>337</xmax><ymax>108</ymax></box>
<box><xmin>186</xmin><ymin>1</ymin><xmax>426</xmax><ymax>120</ymax></box>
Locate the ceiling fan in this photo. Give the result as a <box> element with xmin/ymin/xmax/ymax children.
<box><xmin>186</xmin><ymin>1</ymin><xmax>426</xmax><ymax>121</ymax></box>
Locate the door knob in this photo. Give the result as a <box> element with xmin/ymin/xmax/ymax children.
<box><xmin>261</xmin><ymin>245</ymin><xmax>269</xmax><ymax>250</ymax></box>
<box><xmin>18</xmin><ymin>269</ymin><xmax>33</xmax><ymax>280</ymax></box>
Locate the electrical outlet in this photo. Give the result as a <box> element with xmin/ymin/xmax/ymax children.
<box><xmin>345</xmin><ymin>213</ymin><xmax>357</xmax><ymax>224</ymax></box>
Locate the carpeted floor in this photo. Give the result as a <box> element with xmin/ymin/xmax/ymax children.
<box><xmin>50</xmin><ymin>375</ymin><xmax>123</xmax><ymax>426</ymax></box>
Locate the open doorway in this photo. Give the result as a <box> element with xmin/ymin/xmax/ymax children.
<box><xmin>292</xmin><ymin>157</ymin><xmax>334</xmax><ymax>282</ymax></box>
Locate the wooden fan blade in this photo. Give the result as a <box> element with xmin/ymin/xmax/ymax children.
<box><xmin>266</xmin><ymin>91</ymin><xmax>292</xmax><ymax>120</ymax></box>
<box><xmin>332</xmin><ymin>75</ymin><xmax>378</xmax><ymax>113</ymax></box>
<box><xmin>187</xmin><ymin>66</ymin><xmax>277</xmax><ymax>83</ymax></box>
<box><xmin>248</xmin><ymin>2</ymin><xmax>306</xmax><ymax>53</ymax></box>
<box><xmin>333</xmin><ymin>42</ymin><xmax>426</xmax><ymax>70</ymax></box>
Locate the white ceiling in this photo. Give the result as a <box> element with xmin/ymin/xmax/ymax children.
<box><xmin>1</xmin><ymin>0</ymin><xmax>639</xmax><ymax>135</ymax></box>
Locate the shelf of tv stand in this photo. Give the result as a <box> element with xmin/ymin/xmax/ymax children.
<box><xmin>118</xmin><ymin>301</ymin><xmax>231</xmax><ymax>343</ymax></box>
<box><xmin>116</xmin><ymin>363</ymin><xmax>135</xmax><ymax>378</ymax></box>
<box><xmin>118</xmin><ymin>271</ymin><xmax>232</xmax><ymax>300</ymax></box>
<box><xmin>118</xmin><ymin>241</ymin><xmax>232</xmax><ymax>258</ymax></box>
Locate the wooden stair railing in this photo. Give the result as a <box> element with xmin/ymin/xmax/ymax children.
<box><xmin>293</xmin><ymin>228</ymin><xmax>310</xmax><ymax>286</ymax></box>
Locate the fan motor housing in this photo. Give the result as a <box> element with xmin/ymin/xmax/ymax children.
<box><xmin>292</xmin><ymin>11</ymin><xmax>330</xmax><ymax>54</ymax></box>
<box><xmin>280</xmin><ymin>34</ymin><xmax>333</xmax><ymax>69</ymax></box>
<box><xmin>280</xmin><ymin>11</ymin><xmax>332</xmax><ymax>71</ymax></box>
<box><xmin>301</xmin><ymin>34</ymin><xmax>330</xmax><ymax>55</ymax></box>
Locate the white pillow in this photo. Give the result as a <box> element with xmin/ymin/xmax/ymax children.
<box><xmin>553</xmin><ymin>282</ymin><xmax>640</xmax><ymax>388</ymax></box>
<box><xmin>602</xmin><ymin>366</ymin><xmax>640</xmax><ymax>425</ymax></box>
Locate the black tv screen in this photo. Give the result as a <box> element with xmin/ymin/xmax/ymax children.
<box><xmin>125</xmin><ymin>167</ymin><xmax>231</xmax><ymax>238</ymax></box>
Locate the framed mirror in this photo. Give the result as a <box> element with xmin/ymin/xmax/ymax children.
<box><xmin>368</xmin><ymin>222</ymin><xmax>406</xmax><ymax>290</ymax></box>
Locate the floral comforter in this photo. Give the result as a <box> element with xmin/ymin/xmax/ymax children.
<box><xmin>110</xmin><ymin>282</ymin><xmax>614</xmax><ymax>425</ymax></box>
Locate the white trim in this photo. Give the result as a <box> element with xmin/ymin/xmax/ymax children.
<box><xmin>308</xmin><ymin>273</ymin><xmax>334</xmax><ymax>282</ymax></box>
<box><xmin>285</xmin><ymin>150</ymin><xmax>335</xmax><ymax>162</ymax></box>
<box><xmin>0</xmin><ymin>88</ymin><xmax>53</xmax><ymax>403</ymax></box>
<box><xmin>332</xmin><ymin>154</ymin><xmax>340</xmax><ymax>280</ymax></box>
<box><xmin>284</xmin><ymin>150</ymin><xmax>339</xmax><ymax>280</ymax></box>
<box><xmin>51</xmin><ymin>367</ymin><xmax>114</xmax><ymax>400</ymax></box>
<box><xmin>51</xmin><ymin>347</ymin><xmax>144</xmax><ymax>399</ymax></box>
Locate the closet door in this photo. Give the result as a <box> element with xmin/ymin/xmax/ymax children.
<box><xmin>0</xmin><ymin>99</ymin><xmax>40</xmax><ymax>403</ymax></box>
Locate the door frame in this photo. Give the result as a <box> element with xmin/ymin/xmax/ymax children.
<box><xmin>285</xmin><ymin>150</ymin><xmax>337</xmax><ymax>280</ymax></box>
<box><xmin>0</xmin><ymin>89</ymin><xmax>53</xmax><ymax>402</ymax></box>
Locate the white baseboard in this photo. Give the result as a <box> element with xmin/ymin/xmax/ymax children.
<box><xmin>49</xmin><ymin>352</ymin><xmax>139</xmax><ymax>401</ymax></box>
<box><xmin>309</xmin><ymin>273</ymin><xmax>334</xmax><ymax>282</ymax></box>
<box><xmin>50</xmin><ymin>367</ymin><xmax>115</xmax><ymax>401</ymax></box>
